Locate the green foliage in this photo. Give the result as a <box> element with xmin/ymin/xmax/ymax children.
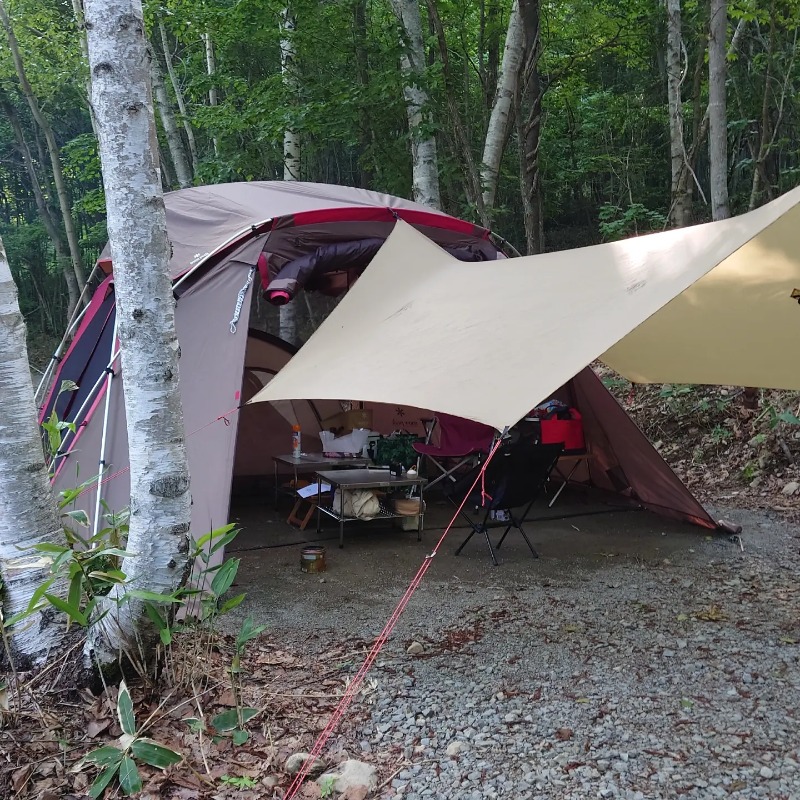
<box><xmin>598</xmin><ymin>203</ymin><xmax>668</xmax><ymax>241</ymax></box>
<box><xmin>220</xmin><ymin>774</ymin><xmax>258</xmax><ymax>789</ymax></box>
<box><xmin>320</xmin><ymin>774</ymin><xmax>336</xmax><ymax>797</ymax></box>
<box><xmin>83</xmin><ymin>680</ymin><xmax>182</xmax><ymax>798</ymax></box>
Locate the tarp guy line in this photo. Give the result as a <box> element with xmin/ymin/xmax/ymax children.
<box><xmin>284</xmin><ymin>434</ymin><xmax>506</xmax><ymax>799</ymax></box>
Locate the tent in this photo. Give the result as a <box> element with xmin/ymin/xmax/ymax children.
<box><xmin>41</xmin><ymin>181</ymin><xmax>720</xmax><ymax>546</ymax></box>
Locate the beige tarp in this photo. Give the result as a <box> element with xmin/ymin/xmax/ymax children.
<box><xmin>251</xmin><ymin>187</ymin><xmax>800</xmax><ymax>430</ymax></box>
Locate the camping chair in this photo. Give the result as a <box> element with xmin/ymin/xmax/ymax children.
<box><xmin>412</xmin><ymin>412</ymin><xmax>496</xmax><ymax>491</ymax></box>
<box><xmin>450</xmin><ymin>441</ymin><xmax>563</xmax><ymax>566</ymax></box>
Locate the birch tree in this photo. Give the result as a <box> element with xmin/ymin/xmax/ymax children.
<box><xmin>389</xmin><ymin>0</ymin><xmax>441</xmax><ymax>209</ymax></box>
<box><xmin>0</xmin><ymin>237</ymin><xmax>70</xmax><ymax>671</ymax></box>
<box><xmin>279</xmin><ymin>6</ymin><xmax>299</xmax><ymax>345</ymax></box>
<box><xmin>481</xmin><ymin>0</ymin><xmax>524</xmax><ymax>216</ymax></box>
<box><xmin>148</xmin><ymin>42</ymin><xmax>193</xmax><ymax>188</ymax></box>
<box><xmin>83</xmin><ymin>0</ymin><xmax>192</xmax><ymax>672</ymax></box>
<box><xmin>158</xmin><ymin>20</ymin><xmax>199</xmax><ymax>172</ymax></box>
<box><xmin>708</xmin><ymin>0</ymin><xmax>730</xmax><ymax>220</ymax></box>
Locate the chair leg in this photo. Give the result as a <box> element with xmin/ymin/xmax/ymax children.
<box><xmin>455</xmin><ymin>508</ymin><xmax>499</xmax><ymax>566</ymax></box>
<box><xmin>454</xmin><ymin>526</ymin><xmax>477</xmax><ymax>555</ymax></box>
<box><xmin>482</xmin><ymin>527</ymin><xmax>499</xmax><ymax>566</ymax></box>
<box><xmin>516</xmin><ymin>520</ymin><xmax>539</xmax><ymax>559</ymax></box>
<box><xmin>496</xmin><ymin>521</ymin><xmax>513</xmax><ymax>549</ymax></box>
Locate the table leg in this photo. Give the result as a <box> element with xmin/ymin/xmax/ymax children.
<box><xmin>339</xmin><ymin>485</ymin><xmax>345</xmax><ymax>549</ymax></box>
<box><xmin>417</xmin><ymin>483</ymin><xmax>424</xmax><ymax>542</ymax></box>
<box><xmin>274</xmin><ymin>460</ymin><xmax>279</xmax><ymax>509</ymax></box>
<box><xmin>316</xmin><ymin>476</ymin><xmax>322</xmax><ymax>534</ymax></box>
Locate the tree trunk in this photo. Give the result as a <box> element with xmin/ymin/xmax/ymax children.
<box><xmin>281</xmin><ymin>7</ymin><xmax>301</xmax><ymax>182</ymax></box>
<box><xmin>708</xmin><ymin>0</ymin><xmax>729</xmax><ymax>221</ymax></box>
<box><xmin>158</xmin><ymin>20</ymin><xmax>199</xmax><ymax>172</ymax></box>
<box><xmin>666</xmin><ymin>0</ymin><xmax>691</xmax><ymax>227</ymax></box>
<box><xmin>202</xmin><ymin>32</ymin><xmax>220</xmax><ymax>156</ymax></box>
<box><xmin>353</xmin><ymin>0</ymin><xmax>374</xmax><ymax>188</ymax></box>
<box><xmin>389</xmin><ymin>0</ymin><xmax>441</xmax><ymax>209</ymax></box>
<box><xmin>481</xmin><ymin>0</ymin><xmax>523</xmax><ymax>216</ymax></box>
<box><xmin>83</xmin><ymin>0</ymin><xmax>191</xmax><ymax>672</ymax></box>
<box><xmin>0</xmin><ymin>0</ymin><xmax>86</xmax><ymax>293</ymax></box>
<box><xmin>0</xmin><ymin>237</ymin><xmax>69</xmax><ymax>671</ymax></box>
<box><xmin>427</xmin><ymin>0</ymin><xmax>486</xmax><ymax>222</ymax></box>
<box><xmin>148</xmin><ymin>42</ymin><xmax>193</xmax><ymax>188</ymax></box>
<box><xmin>0</xmin><ymin>93</ymin><xmax>80</xmax><ymax>317</ymax></box>
<box><xmin>279</xmin><ymin>6</ymin><xmax>299</xmax><ymax>346</ymax></box>
<box><xmin>70</xmin><ymin>0</ymin><xmax>99</xmax><ymax>136</ymax></box>
<box><xmin>517</xmin><ymin>0</ymin><xmax>544</xmax><ymax>254</ymax></box>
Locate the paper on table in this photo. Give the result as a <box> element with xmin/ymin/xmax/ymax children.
<box><xmin>297</xmin><ymin>482</ymin><xmax>331</xmax><ymax>498</ymax></box>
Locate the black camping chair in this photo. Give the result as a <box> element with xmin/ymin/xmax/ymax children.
<box><xmin>449</xmin><ymin>440</ymin><xmax>564</xmax><ymax>566</ymax></box>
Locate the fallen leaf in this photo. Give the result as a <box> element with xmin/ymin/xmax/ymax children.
<box><xmin>12</xmin><ymin>764</ymin><xmax>33</xmax><ymax>793</ymax></box>
<box><xmin>88</xmin><ymin>719</ymin><xmax>111</xmax><ymax>738</ymax></box>
<box><xmin>555</xmin><ymin>727</ymin><xmax>573</xmax><ymax>740</ymax></box>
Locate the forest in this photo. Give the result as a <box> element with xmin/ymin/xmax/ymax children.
<box><xmin>2</xmin><ymin>0</ymin><xmax>797</xmax><ymax>356</ymax></box>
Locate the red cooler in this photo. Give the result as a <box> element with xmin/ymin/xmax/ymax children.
<box><xmin>540</xmin><ymin>409</ymin><xmax>585</xmax><ymax>452</ymax></box>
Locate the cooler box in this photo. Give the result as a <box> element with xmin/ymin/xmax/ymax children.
<box><xmin>540</xmin><ymin>409</ymin><xmax>585</xmax><ymax>452</ymax></box>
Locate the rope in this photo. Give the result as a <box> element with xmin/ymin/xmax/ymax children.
<box><xmin>283</xmin><ymin>435</ymin><xmax>505</xmax><ymax>800</ymax></box>
<box><xmin>72</xmin><ymin>405</ymin><xmax>243</xmax><ymax>499</ymax></box>
<box><xmin>229</xmin><ymin>266</ymin><xmax>256</xmax><ymax>333</ymax></box>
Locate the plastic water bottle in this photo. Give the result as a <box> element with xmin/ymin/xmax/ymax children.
<box><xmin>292</xmin><ymin>424</ymin><xmax>302</xmax><ymax>458</ymax></box>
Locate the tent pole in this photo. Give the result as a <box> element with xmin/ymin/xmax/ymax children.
<box><xmin>51</xmin><ymin>343</ymin><xmax>121</xmax><ymax>471</ymax></box>
<box><xmin>91</xmin><ymin>314</ymin><xmax>119</xmax><ymax>539</ymax></box>
<box><xmin>171</xmin><ymin>219</ymin><xmax>273</xmax><ymax>293</ymax></box>
<box><xmin>34</xmin><ymin>262</ymin><xmax>101</xmax><ymax>405</ymax></box>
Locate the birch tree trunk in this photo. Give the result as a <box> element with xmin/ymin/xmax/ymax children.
<box><xmin>481</xmin><ymin>0</ymin><xmax>523</xmax><ymax>215</ymax></box>
<box><xmin>708</xmin><ymin>0</ymin><xmax>730</xmax><ymax>220</ymax></box>
<box><xmin>0</xmin><ymin>93</ymin><xmax>80</xmax><ymax>316</ymax></box>
<box><xmin>148</xmin><ymin>42</ymin><xmax>193</xmax><ymax>188</ymax></box>
<box><xmin>0</xmin><ymin>238</ymin><xmax>69</xmax><ymax>671</ymax></box>
<box><xmin>83</xmin><ymin>0</ymin><xmax>191</xmax><ymax>672</ymax></box>
<box><xmin>158</xmin><ymin>21</ymin><xmax>199</xmax><ymax>172</ymax></box>
<box><xmin>666</xmin><ymin>0</ymin><xmax>691</xmax><ymax>227</ymax></box>
<box><xmin>202</xmin><ymin>32</ymin><xmax>220</xmax><ymax>156</ymax></box>
<box><xmin>0</xmin><ymin>0</ymin><xmax>86</xmax><ymax>293</ymax></box>
<box><xmin>389</xmin><ymin>0</ymin><xmax>441</xmax><ymax>210</ymax></box>
<box><xmin>279</xmin><ymin>6</ymin><xmax>299</xmax><ymax>345</ymax></box>
<box><xmin>281</xmin><ymin>7</ymin><xmax>301</xmax><ymax>182</ymax></box>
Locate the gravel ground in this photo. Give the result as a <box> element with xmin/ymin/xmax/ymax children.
<box><xmin>228</xmin><ymin>499</ymin><xmax>800</xmax><ymax>799</ymax></box>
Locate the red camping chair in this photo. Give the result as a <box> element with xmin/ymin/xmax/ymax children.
<box><xmin>413</xmin><ymin>412</ymin><xmax>497</xmax><ymax>491</ymax></box>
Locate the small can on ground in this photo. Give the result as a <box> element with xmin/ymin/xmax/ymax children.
<box><xmin>300</xmin><ymin>545</ymin><xmax>326</xmax><ymax>573</ymax></box>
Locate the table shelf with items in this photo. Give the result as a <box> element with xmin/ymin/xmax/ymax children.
<box><xmin>314</xmin><ymin>469</ymin><xmax>427</xmax><ymax>548</ymax></box>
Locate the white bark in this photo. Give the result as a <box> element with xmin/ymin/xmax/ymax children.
<box><xmin>708</xmin><ymin>0</ymin><xmax>729</xmax><ymax>220</ymax></box>
<box><xmin>0</xmin><ymin>238</ymin><xmax>67</xmax><ymax>670</ymax></box>
<box><xmin>389</xmin><ymin>0</ymin><xmax>441</xmax><ymax>210</ymax></box>
<box><xmin>0</xmin><ymin>0</ymin><xmax>86</xmax><ymax>292</ymax></box>
<box><xmin>202</xmin><ymin>32</ymin><xmax>219</xmax><ymax>155</ymax></box>
<box><xmin>83</xmin><ymin>0</ymin><xmax>191</xmax><ymax>671</ymax></box>
<box><xmin>666</xmin><ymin>0</ymin><xmax>690</xmax><ymax>227</ymax></box>
<box><xmin>148</xmin><ymin>42</ymin><xmax>193</xmax><ymax>188</ymax></box>
<box><xmin>481</xmin><ymin>0</ymin><xmax>523</xmax><ymax>213</ymax></box>
<box><xmin>158</xmin><ymin>21</ymin><xmax>199</xmax><ymax>172</ymax></box>
<box><xmin>279</xmin><ymin>7</ymin><xmax>299</xmax><ymax>345</ymax></box>
<box><xmin>281</xmin><ymin>8</ymin><xmax>301</xmax><ymax>181</ymax></box>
